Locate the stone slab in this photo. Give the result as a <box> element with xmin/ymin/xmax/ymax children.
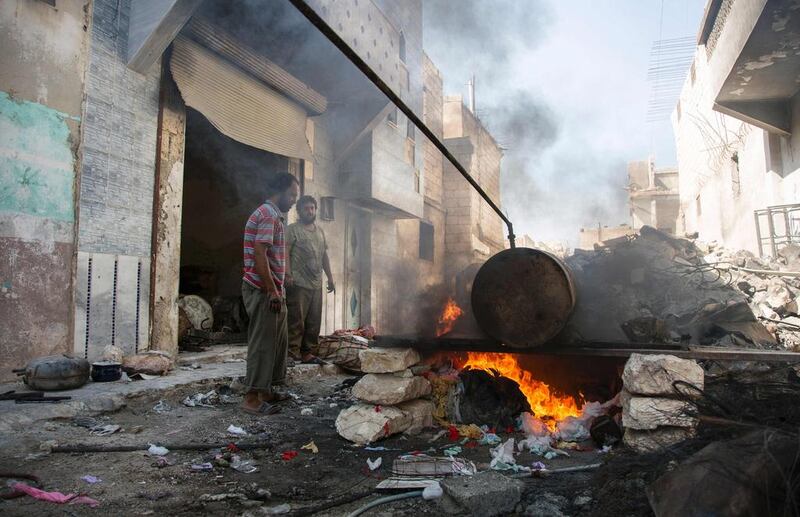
<box><xmin>398</xmin><ymin>398</ymin><xmax>434</xmax><ymax>434</ymax></box>
<box><xmin>622</xmin><ymin>353</ymin><xmax>704</xmax><ymax>397</ymax></box>
<box><xmin>438</xmin><ymin>470</ymin><xmax>524</xmax><ymax>516</ymax></box>
<box><xmin>621</xmin><ymin>389</ymin><xmax>697</xmax><ymax>430</ymax></box>
<box><xmin>335</xmin><ymin>403</ymin><xmax>411</xmax><ymax>445</ymax></box>
<box><xmin>359</xmin><ymin>347</ymin><xmax>421</xmax><ymax>373</ymax></box>
<box><xmin>351</xmin><ymin>373</ymin><xmax>431</xmax><ymax>405</ymax></box>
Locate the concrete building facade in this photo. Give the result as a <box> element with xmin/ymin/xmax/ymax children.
<box><xmin>672</xmin><ymin>0</ymin><xmax>800</xmax><ymax>254</ymax></box>
<box><xmin>0</xmin><ymin>0</ymin><xmax>503</xmax><ymax>379</ymax></box>
<box><xmin>627</xmin><ymin>160</ymin><xmax>680</xmax><ymax>235</ymax></box>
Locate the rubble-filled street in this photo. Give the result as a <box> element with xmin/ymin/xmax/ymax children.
<box><xmin>5</xmin><ymin>0</ymin><xmax>800</xmax><ymax>515</ymax></box>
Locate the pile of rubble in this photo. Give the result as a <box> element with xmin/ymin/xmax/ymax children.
<box><xmin>703</xmin><ymin>241</ymin><xmax>800</xmax><ymax>350</ymax></box>
<box><xmin>563</xmin><ymin>226</ymin><xmax>799</xmax><ymax>349</ymax></box>
<box><xmin>335</xmin><ymin>348</ymin><xmax>434</xmax><ymax>444</ymax></box>
<box><xmin>621</xmin><ymin>354</ymin><xmax>704</xmax><ymax>453</ymax></box>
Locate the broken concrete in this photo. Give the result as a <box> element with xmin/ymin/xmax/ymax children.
<box><xmin>623</xmin><ymin>426</ymin><xmax>695</xmax><ymax>453</ymax></box>
<box><xmin>351</xmin><ymin>373</ymin><xmax>431</xmax><ymax>405</ymax></box>
<box><xmin>334</xmin><ymin>403</ymin><xmax>411</xmax><ymax>445</ymax></box>
<box><xmin>358</xmin><ymin>347</ymin><xmax>421</xmax><ymax>373</ymax></box>
<box><xmin>621</xmin><ymin>389</ymin><xmax>697</xmax><ymax>430</ymax></box>
<box><xmin>438</xmin><ymin>470</ymin><xmax>523</xmax><ymax>516</ymax></box>
<box><xmin>622</xmin><ymin>353</ymin><xmax>704</xmax><ymax>397</ymax></box>
<box><xmin>397</xmin><ymin>398</ymin><xmax>434</xmax><ymax>434</ymax></box>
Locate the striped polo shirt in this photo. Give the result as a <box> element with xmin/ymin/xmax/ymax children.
<box><xmin>243</xmin><ymin>200</ymin><xmax>286</xmax><ymax>295</ymax></box>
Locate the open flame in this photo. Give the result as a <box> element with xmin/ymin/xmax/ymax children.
<box><xmin>436</xmin><ymin>297</ymin><xmax>463</xmax><ymax>337</ymax></box>
<box><xmin>460</xmin><ymin>352</ymin><xmax>581</xmax><ymax>429</ymax></box>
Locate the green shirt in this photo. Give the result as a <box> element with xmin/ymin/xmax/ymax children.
<box><xmin>286</xmin><ymin>222</ymin><xmax>327</xmax><ymax>290</ymax></box>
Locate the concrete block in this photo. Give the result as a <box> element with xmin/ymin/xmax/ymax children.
<box><xmin>335</xmin><ymin>403</ymin><xmax>411</xmax><ymax>445</ymax></box>
<box><xmin>622</xmin><ymin>354</ymin><xmax>704</xmax><ymax>397</ymax></box>
<box><xmin>621</xmin><ymin>389</ymin><xmax>697</xmax><ymax>430</ymax></box>
<box><xmin>398</xmin><ymin>398</ymin><xmax>433</xmax><ymax>434</ymax></box>
<box><xmin>359</xmin><ymin>347</ymin><xmax>420</xmax><ymax>373</ymax></box>
<box><xmin>623</xmin><ymin>427</ymin><xmax>695</xmax><ymax>453</ymax></box>
<box><xmin>438</xmin><ymin>471</ymin><xmax>524</xmax><ymax>516</ymax></box>
<box><xmin>351</xmin><ymin>373</ymin><xmax>431</xmax><ymax>405</ymax></box>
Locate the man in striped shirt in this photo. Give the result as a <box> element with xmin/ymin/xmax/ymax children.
<box><xmin>241</xmin><ymin>172</ymin><xmax>299</xmax><ymax>415</ymax></box>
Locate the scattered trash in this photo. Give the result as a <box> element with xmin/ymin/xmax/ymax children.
<box><xmin>80</xmin><ymin>475</ymin><xmax>101</xmax><ymax>484</ymax></box>
<box><xmin>38</xmin><ymin>440</ymin><xmax>58</xmax><ymax>452</ymax></box>
<box><xmin>262</xmin><ymin>503</ymin><xmax>291</xmax><ymax>514</ymax></box>
<box><xmin>443</xmin><ymin>446</ymin><xmax>462</xmax><ymax>457</ymax></box>
<box><xmin>392</xmin><ymin>454</ymin><xmax>477</xmax><ymax>476</ymax></box>
<box><xmin>183</xmin><ymin>390</ymin><xmax>218</xmax><ymax>408</ymax></box>
<box><xmin>147</xmin><ymin>444</ymin><xmax>169</xmax><ymax>456</ymax></box>
<box><xmin>532</xmin><ymin>461</ymin><xmax>546</xmax><ymax>471</ymax></box>
<box><xmin>300</xmin><ymin>407</ymin><xmax>314</xmax><ymax>416</ymax></box>
<box><xmin>456</xmin><ymin>423</ymin><xmax>483</xmax><ymax>440</ymax></box>
<box><xmin>429</xmin><ymin>429</ymin><xmax>447</xmax><ymax>442</ymax></box>
<box><xmin>230</xmin><ymin>455</ymin><xmax>258</xmax><ymax>474</ymax></box>
<box><xmin>10</xmin><ymin>483</ymin><xmax>99</xmax><ymax>507</ymax></box>
<box><xmin>301</xmin><ymin>440</ymin><xmax>318</xmax><ymax>454</ymax></box>
<box><xmin>130</xmin><ymin>372</ymin><xmax>160</xmax><ymax>381</ymax></box>
<box><xmin>422</xmin><ymin>481</ymin><xmax>443</xmax><ymax>500</ymax></box>
<box><xmin>366</xmin><ymin>457</ymin><xmax>382</xmax><ymax>471</ymax></box>
<box><xmin>73</xmin><ymin>416</ymin><xmax>99</xmax><ymax>429</ymax></box>
<box><xmin>329</xmin><ymin>403</ymin><xmax>338</xmax><ymax>408</ymax></box>
<box><xmin>152</xmin><ymin>400</ymin><xmax>172</xmax><ymax>413</ymax></box>
<box><xmin>153</xmin><ymin>456</ymin><xmax>175</xmax><ymax>468</ymax></box>
<box><xmin>489</xmin><ymin>438</ymin><xmax>518</xmax><ymax>470</ymax></box>
<box><xmin>227</xmin><ymin>425</ymin><xmax>248</xmax><ymax>437</ymax></box>
<box><xmin>89</xmin><ymin>424</ymin><xmax>120</xmax><ymax>436</ymax></box>
<box><xmin>365</xmin><ymin>446</ymin><xmax>400</xmax><ymax>451</ymax></box>
<box><xmin>448</xmin><ymin>425</ymin><xmax>460</xmax><ymax>441</ymax></box>
<box><xmin>191</xmin><ymin>463</ymin><xmax>214</xmax><ymax>472</ymax></box>
<box><xmin>281</xmin><ymin>450</ymin><xmax>299</xmax><ymax>461</ymax></box>
<box><xmin>479</xmin><ymin>432</ymin><xmax>502</xmax><ymax>446</ymax></box>
<box><xmin>199</xmin><ymin>492</ymin><xmax>247</xmax><ymax>502</ymax></box>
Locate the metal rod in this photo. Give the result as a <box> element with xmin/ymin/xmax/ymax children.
<box><xmin>287</xmin><ymin>0</ymin><xmax>515</xmax><ymax>248</ymax></box>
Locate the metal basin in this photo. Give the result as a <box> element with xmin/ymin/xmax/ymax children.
<box><xmin>471</xmin><ymin>247</ymin><xmax>576</xmax><ymax>348</ymax></box>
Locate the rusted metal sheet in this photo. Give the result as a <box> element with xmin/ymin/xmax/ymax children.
<box><xmin>471</xmin><ymin>248</ymin><xmax>576</xmax><ymax>348</ymax></box>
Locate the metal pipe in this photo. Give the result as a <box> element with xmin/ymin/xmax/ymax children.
<box><xmin>287</xmin><ymin>0</ymin><xmax>515</xmax><ymax>248</ymax></box>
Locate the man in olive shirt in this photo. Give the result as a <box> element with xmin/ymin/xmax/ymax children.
<box><xmin>286</xmin><ymin>195</ymin><xmax>335</xmax><ymax>363</ymax></box>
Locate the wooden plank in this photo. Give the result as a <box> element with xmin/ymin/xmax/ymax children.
<box><xmin>127</xmin><ymin>0</ymin><xmax>202</xmax><ymax>74</ymax></box>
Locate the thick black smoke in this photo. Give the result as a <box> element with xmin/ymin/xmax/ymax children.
<box><xmin>423</xmin><ymin>0</ymin><xmax>629</xmax><ymax>245</ymax></box>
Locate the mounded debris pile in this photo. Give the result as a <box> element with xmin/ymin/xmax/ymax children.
<box><xmin>563</xmin><ymin>225</ymin><xmax>800</xmax><ymax>349</ymax></box>
<box><xmin>335</xmin><ymin>347</ymin><xmax>434</xmax><ymax>444</ymax></box>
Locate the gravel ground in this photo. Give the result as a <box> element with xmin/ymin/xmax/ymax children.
<box><xmin>0</xmin><ymin>370</ymin><xmax>614</xmax><ymax>516</ymax></box>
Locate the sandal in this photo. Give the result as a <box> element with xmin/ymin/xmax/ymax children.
<box><xmin>242</xmin><ymin>401</ymin><xmax>281</xmax><ymax>415</ymax></box>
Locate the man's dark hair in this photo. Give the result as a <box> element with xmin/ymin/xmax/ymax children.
<box><xmin>266</xmin><ymin>172</ymin><xmax>299</xmax><ymax>196</ymax></box>
<box><xmin>296</xmin><ymin>195</ymin><xmax>317</xmax><ymax>210</ymax></box>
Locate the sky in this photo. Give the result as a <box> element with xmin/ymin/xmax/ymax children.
<box><xmin>423</xmin><ymin>0</ymin><xmax>708</xmax><ymax>245</ymax></box>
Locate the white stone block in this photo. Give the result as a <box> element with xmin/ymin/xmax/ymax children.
<box><xmin>359</xmin><ymin>348</ymin><xmax>421</xmax><ymax>373</ymax></box>
<box><xmin>352</xmin><ymin>373</ymin><xmax>432</xmax><ymax>405</ymax></box>
<box><xmin>335</xmin><ymin>403</ymin><xmax>411</xmax><ymax>444</ymax></box>
<box><xmin>622</xmin><ymin>354</ymin><xmax>704</xmax><ymax>397</ymax></box>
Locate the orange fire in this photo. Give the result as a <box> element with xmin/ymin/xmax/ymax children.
<box><xmin>460</xmin><ymin>352</ymin><xmax>581</xmax><ymax>429</ymax></box>
<box><xmin>436</xmin><ymin>298</ymin><xmax>463</xmax><ymax>336</ymax></box>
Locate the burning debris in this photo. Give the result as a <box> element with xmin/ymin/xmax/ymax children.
<box><xmin>436</xmin><ymin>298</ymin><xmax>464</xmax><ymax>337</ymax></box>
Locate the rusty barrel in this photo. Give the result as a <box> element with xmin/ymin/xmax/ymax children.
<box><xmin>471</xmin><ymin>247</ymin><xmax>576</xmax><ymax>348</ymax></box>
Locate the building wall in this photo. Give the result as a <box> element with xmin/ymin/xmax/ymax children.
<box><xmin>73</xmin><ymin>0</ymin><xmax>160</xmax><ymax>360</ymax></box>
<box><xmin>0</xmin><ymin>0</ymin><xmax>89</xmax><ymax>381</ymax></box>
<box><xmin>673</xmin><ymin>44</ymin><xmax>800</xmax><ymax>253</ymax></box>
<box><xmin>577</xmin><ymin>225</ymin><xmax>636</xmax><ymax>250</ymax></box>
<box><xmin>442</xmin><ymin>96</ymin><xmax>504</xmax><ymax>279</ymax></box>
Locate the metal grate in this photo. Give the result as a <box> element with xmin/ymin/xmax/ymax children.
<box><xmin>754</xmin><ymin>204</ymin><xmax>800</xmax><ymax>257</ymax></box>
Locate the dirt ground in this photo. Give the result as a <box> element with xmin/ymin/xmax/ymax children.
<box><xmin>0</xmin><ymin>370</ymin><xmax>621</xmax><ymax>516</ymax></box>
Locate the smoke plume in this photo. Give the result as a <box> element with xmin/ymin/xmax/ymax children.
<box><xmin>423</xmin><ymin>0</ymin><xmax>630</xmax><ymax>245</ymax></box>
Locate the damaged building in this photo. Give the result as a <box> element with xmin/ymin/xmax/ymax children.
<box><xmin>673</xmin><ymin>0</ymin><xmax>800</xmax><ymax>256</ymax></box>
<box><xmin>0</xmin><ymin>0</ymin><xmax>505</xmax><ymax>381</ymax></box>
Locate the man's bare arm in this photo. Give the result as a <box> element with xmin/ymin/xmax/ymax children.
<box><xmin>322</xmin><ymin>250</ymin><xmax>334</xmax><ymax>292</ymax></box>
<box><xmin>254</xmin><ymin>241</ymin><xmax>278</xmax><ymax>295</ymax></box>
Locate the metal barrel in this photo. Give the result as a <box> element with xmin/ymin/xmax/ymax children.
<box><xmin>470</xmin><ymin>247</ymin><xmax>576</xmax><ymax>348</ymax></box>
